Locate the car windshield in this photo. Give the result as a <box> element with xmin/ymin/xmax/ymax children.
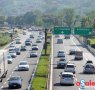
<box><xmin>20</xmin><ymin>62</ymin><xmax>27</xmax><ymax>65</ymax></box>
<box><xmin>32</xmin><ymin>44</ymin><xmax>37</xmax><ymax>46</ymax></box>
<box><xmin>67</xmin><ymin>65</ymin><xmax>74</xmax><ymax>68</ymax></box>
<box><xmin>58</xmin><ymin>51</ymin><xmax>64</xmax><ymax>53</ymax></box>
<box><xmin>60</xmin><ymin>59</ymin><xmax>66</xmax><ymax>61</ymax></box>
<box><xmin>62</xmin><ymin>74</ymin><xmax>73</xmax><ymax>78</ymax></box>
<box><xmin>10</xmin><ymin>77</ymin><xmax>20</xmax><ymax>80</ymax></box>
<box><xmin>85</xmin><ymin>65</ymin><xmax>94</xmax><ymax>68</ymax></box>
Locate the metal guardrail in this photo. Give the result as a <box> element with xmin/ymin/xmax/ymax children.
<box><xmin>75</xmin><ymin>35</ymin><xmax>95</xmax><ymax>57</ymax></box>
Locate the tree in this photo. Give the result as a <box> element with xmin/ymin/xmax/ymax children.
<box><xmin>63</xmin><ymin>8</ymin><xmax>75</xmax><ymax>27</ymax></box>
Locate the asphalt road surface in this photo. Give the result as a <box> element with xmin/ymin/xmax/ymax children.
<box><xmin>51</xmin><ymin>35</ymin><xmax>95</xmax><ymax>90</ymax></box>
<box><xmin>0</xmin><ymin>30</ymin><xmax>44</xmax><ymax>90</ymax></box>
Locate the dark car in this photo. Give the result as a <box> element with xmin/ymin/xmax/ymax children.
<box><xmin>8</xmin><ymin>76</ymin><xmax>22</xmax><ymax>89</ymax></box>
<box><xmin>57</xmin><ymin>58</ymin><xmax>67</xmax><ymax>69</ymax></box>
<box><xmin>57</xmin><ymin>39</ymin><xmax>63</xmax><ymax>44</ymax></box>
<box><xmin>69</xmin><ymin>49</ymin><xmax>76</xmax><ymax>55</ymax></box>
<box><xmin>21</xmin><ymin>45</ymin><xmax>26</xmax><ymax>51</ymax></box>
<box><xmin>15</xmin><ymin>48</ymin><xmax>21</xmax><ymax>55</ymax></box>
<box><xmin>83</xmin><ymin>63</ymin><xmax>95</xmax><ymax>74</ymax></box>
<box><xmin>30</xmin><ymin>35</ymin><xmax>34</xmax><ymax>38</ymax></box>
<box><xmin>86</xmin><ymin>60</ymin><xmax>93</xmax><ymax>64</ymax></box>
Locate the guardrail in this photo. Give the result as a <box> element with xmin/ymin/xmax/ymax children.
<box><xmin>75</xmin><ymin>35</ymin><xmax>95</xmax><ymax>56</ymax></box>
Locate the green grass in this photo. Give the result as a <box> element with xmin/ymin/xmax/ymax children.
<box><xmin>0</xmin><ymin>33</ymin><xmax>11</xmax><ymax>46</ymax></box>
<box><xmin>31</xmin><ymin>33</ymin><xmax>51</xmax><ymax>90</ymax></box>
<box><xmin>90</xmin><ymin>38</ymin><xmax>95</xmax><ymax>45</ymax></box>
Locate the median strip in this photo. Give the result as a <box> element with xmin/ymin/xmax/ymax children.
<box><xmin>31</xmin><ymin>33</ymin><xmax>51</xmax><ymax>90</ymax></box>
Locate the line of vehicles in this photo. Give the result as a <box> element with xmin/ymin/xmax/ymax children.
<box><xmin>55</xmin><ymin>35</ymin><xmax>95</xmax><ymax>85</ymax></box>
<box><xmin>0</xmin><ymin>29</ymin><xmax>44</xmax><ymax>89</ymax></box>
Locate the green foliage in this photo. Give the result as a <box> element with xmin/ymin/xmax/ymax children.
<box><xmin>0</xmin><ymin>33</ymin><xmax>11</xmax><ymax>46</ymax></box>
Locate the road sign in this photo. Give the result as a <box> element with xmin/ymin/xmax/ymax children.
<box><xmin>53</xmin><ymin>27</ymin><xmax>71</xmax><ymax>35</ymax></box>
<box><xmin>74</xmin><ymin>28</ymin><xmax>92</xmax><ymax>35</ymax></box>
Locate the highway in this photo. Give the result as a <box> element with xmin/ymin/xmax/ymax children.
<box><xmin>51</xmin><ymin>35</ymin><xmax>95</xmax><ymax>90</ymax></box>
<box><xmin>0</xmin><ymin>30</ymin><xmax>44</xmax><ymax>90</ymax></box>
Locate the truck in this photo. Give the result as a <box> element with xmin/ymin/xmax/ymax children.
<box><xmin>74</xmin><ymin>51</ymin><xmax>83</xmax><ymax>60</ymax></box>
<box><xmin>0</xmin><ymin>53</ymin><xmax>8</xmax><ymax>82</ymax></box>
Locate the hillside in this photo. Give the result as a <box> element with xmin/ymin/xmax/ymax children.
<box><xmin>1</xmin><ymin>0</ymin><xmax>95</xmax><ymax>16</ymax></box>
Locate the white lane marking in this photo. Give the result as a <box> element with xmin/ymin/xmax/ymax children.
<box><xmin>71</xmin><ymin>36</ymin><xmax>88</xmax><ymax>61</ymax></box>
<box><xmin>50</xmin><ymin>35</ymin><xmax>53</xmax><ymax>90</ymax></box>
<box><xmin>1</xmin><ymin>86</ymin><xmax>3</xmax><ymax>89</ymax></box>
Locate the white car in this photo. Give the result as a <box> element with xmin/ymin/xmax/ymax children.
<box><xmin>7</xmin><ymin>54</ymin><xmax>13</xmax><ymax>64</ymax></box>
<box><xmin>18</xmin><ymin>61</ymin><xmax>29</xmax><ymax>71</ymax></box>
<box><xmin>16</xmin><ymin>39</ymin><xmax>21</xmax><ymax>44</ymax></box>
<box><xmin>59</xmin><ymin>72</ymin><xmax>75</xmax><ymax>85</ymax></box>
<box><xmin>9</xmin><ymin>48</ymin><xmax>16</xmax><ymax>58</ymax></box>
<box><xmin>31</xmin><ymin>46</ymin><xmax>39</xmax><ymax>50</ymax></box>
<box><xmin>64</xmin><ymin>63</ymin><xmax>76</xmax><ymax>74</ymax></box>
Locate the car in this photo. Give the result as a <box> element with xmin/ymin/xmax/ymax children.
<box><xmin>36</xmin><ymin>39</ymin><xmax>42</xmax><ymax>43</ymax></box>
<box><xmin>18</xmin><ymin>61</ymin><xmax>29</xmax><ymax>71</ymax></box>
<box><xmin>31</xmin><ymin>44</ymin><xmax>38</xmax><ymax>47</ymax></box>
<box><xmin>16</xmin><ymin>39</ymin><xmax>21</xmax><ymax>44</ymax></box>
<box><xmin>83</xmin><ymin>63</ymin><xmax>95</xmax><ymax>74</ymax></box>
<box><xmin>86</xmin><ymin>60</ymin><xmax>93</xmax><ymax>64</ymax></box>
<box><xmin>7</xmin><ymin>54</ymin><xmax>13</xmax><ymax>64</ymax></box>
<box><xmin>57</xmin><ymin>58</ymin><xmax>67</xmax><ymax>69</ymax></box>
<box><xmin>9</xmin><ymin>44</ymin><xmax>16</xmax><ymax>49</ymax></box>
<box><xmin>69</xmin><ymin>49</ymin><xmax>76</xmax><ymax>55</ymax></box>
<box><xmin>25</xmin><ymin>38</ymin><xmax>32</xmax><ymax>46</ymax></box>
<box><xmin>57</xmin><ymin>39</ymin><xmax>63</xmax><ymax>44</ymax></box>
<box><xmin>74</xmin><ymin>51</ymin><xmax>83</xmax><ymax>60</ymax></box>
<box><xmin>30</xmin><ymin>34</ymin><xmax>34</xmax><ymax>38</ymax></box>
<box><xmin>30</xmin><ymin>51</ymin><xmax>38</xmax><ymax>57</ymax></box>
<box><xmin>23</xmin><ymin>31</ymin><xmax>27</xmax><ymax>35</ymax></box>
<box><xmin>59</xmin><ymin>72</ymin><xmax>75</xmax><ymax>85</ymax></box>
<box><xmin>57</xmin><ymin>51</ymin><xmax>65</xmax><ymax>57</ymax></box>
<box><xmin>64</xmin><ymin>35</ymin><xmax>70</xmax><ymax>39</ymax></box>
<box><xmin>15</xmin><ymin>48</ymin><xmax>21</xmax><ymax>55</ymax></box>
<box><xmin>9</xmin><ymin>48</ymin><xmax>16</xmax><ymax>58</ymax></box>
<box><xmin>55</xmin><ymin>35</ymin><xmax>59</xmax><ymax>38</ymax></box>
<box><xmin>21</xmin><ymin>45</ymin><xmax>26</xmax><ymax>51</ymax></box>
<box><xmin>31</xmin><ymin>46</ymin><xmax>39</xmax><ymax>50</ymax></box>
<box><xmin>64</xmin><ymin>63</ymin><xmax>76</xmax><ymax>74</ymax></box>
<box><xmin>8</xmin><ymin>76</ymin><xmax>22</xmax><ymax>89</ymax></box>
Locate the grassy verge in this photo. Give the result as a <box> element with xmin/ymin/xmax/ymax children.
<box><xmin>31</xmin><ymin>33</ymin><xmax>51</xmax><ymax>90</ymax></box>
<box><xmin>0</xmin><ymin>33</ymin><xmax>11</xmax><ymax>46</ymax></box>
<box><xmin>90</xmin><ymin>38</ymin><xmax>95</xmax><ymax>45</ymax></box>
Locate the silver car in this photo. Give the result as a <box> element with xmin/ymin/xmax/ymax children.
<box><xmin>57</xmin><ymin>51</ymin><xmax>65</xmax><ymax>57</ymax></box>
<box><xmin>83</xmin><ymin>63</ymin><xmax>95</xmax><ymax>74</ymax></box>
<box><xmin>64</xmin><ymin>63</ymin><xmax>76</xmax><ymax>74</ymax></box>
<box><xmin>18</xmin><ymin>61</ymin><xmax>29</xmax><ymax>71</ymax></box>
<box><xmin>59</xmin><ymin>72</ymin><xmax>75</xmax><ymax>85</ymax></box>
<box><xmin>8</xmin><ymin>76</ymin><xmax>22</xmax><ymax>89</ymax></box>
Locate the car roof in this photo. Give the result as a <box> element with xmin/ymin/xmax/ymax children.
<box><xmin>20</xmin><ymin>61</ymin><xmax>27</xmax><ymax>63</ymax></box>
<box><xmin>67</xmin><ymin>63</ymin><xmax>74</xmax><ymax>66</ymax></box>
<box><xmin>61</xmin><ymin>72</ymin><xmax>74</xmax><ymax>75</ymax></box>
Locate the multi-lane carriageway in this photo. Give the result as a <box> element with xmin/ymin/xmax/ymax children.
<box><xmin>0</xmin><ymin>30</ymin><xmax>44</xmax><ymax>90</ymax></box>
<box><xmin>50</xmin><ymin>35</ymin><xmax>95</xmax><ymax>90</ymax></box>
